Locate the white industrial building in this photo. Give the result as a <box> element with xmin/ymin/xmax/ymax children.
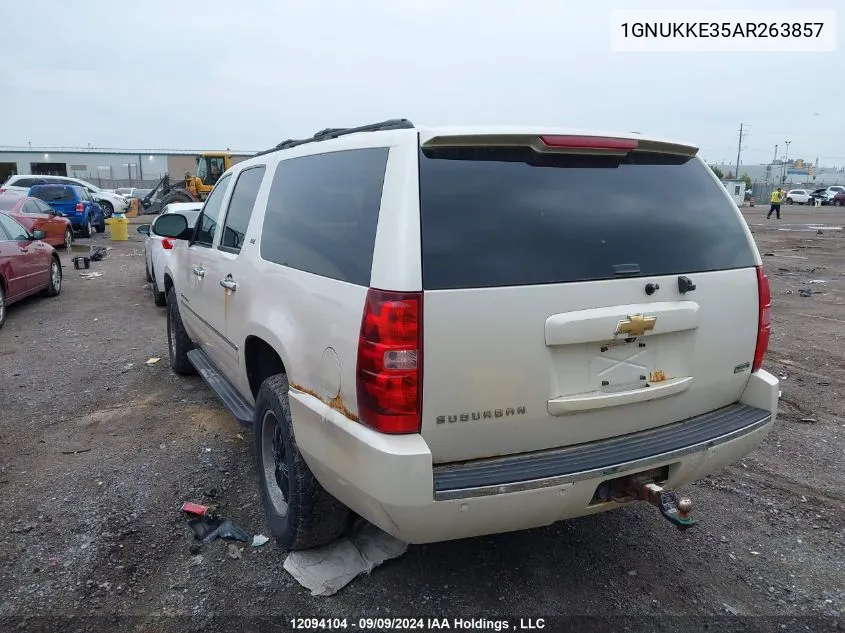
<box><xmin>0</xmin><ymin>148</ymin><xmax>253</xmax><ymax>188</ymax></box>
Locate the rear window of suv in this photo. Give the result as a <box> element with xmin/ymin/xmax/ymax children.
<box><xmin>30</xmin><ymin>185</ymin><xmax>75</xmax><ymax>202</ymax></box>
<box><xmin>418</xmin><ymin>146</ymin><xmax>756</xmax><ymax>290</ymax></box>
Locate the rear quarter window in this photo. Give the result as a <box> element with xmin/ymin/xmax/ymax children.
<box><xmin>418</xmin><ymin>147</ymin><xmax>757</xmax><ymax>290</ymax></box>
<box><xmin>260</xmin><ymin>148</ymin><xmax>389</xmax><ymax>286</ymax></box>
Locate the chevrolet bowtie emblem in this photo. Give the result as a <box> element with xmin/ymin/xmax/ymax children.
<box><xmin>615</xmin><ymin>314</ymin><xmax>657</xmax><ymax>337</ymax></box>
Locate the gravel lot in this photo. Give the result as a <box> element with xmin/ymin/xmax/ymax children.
<box><xmin>0</xmin><ymin>207</ymin><xmax>843</xmax><ymax>631</ymax></box>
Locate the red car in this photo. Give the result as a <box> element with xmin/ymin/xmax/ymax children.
<box><xmin>0</xmin><ymin>195</ymin><xmax>73</xmax><ymax>250</ymax></box>
<box><xmin>833</xmin><ymin>192</ymin><xmax>845</xmax><ymax>207</ymax></box>
<box><xmin>0</xmin><ymin>212</ymin><xmax>63</xmax><ymax>329</ymax></box>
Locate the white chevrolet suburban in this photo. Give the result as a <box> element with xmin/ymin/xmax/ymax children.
<box><xmin>154</xmin><ymin>119</ymin><xmax>779</xmax><ymax>550</ymax></box>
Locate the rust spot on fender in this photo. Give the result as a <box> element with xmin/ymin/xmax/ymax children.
<box><xmin>289</xmin><ymin>382</ymin><xmax>359</xmax><ymax>422</ymax></box>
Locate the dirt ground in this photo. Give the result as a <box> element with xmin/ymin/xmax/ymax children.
<box><xmin>0</xmin><ymin>207</ymin><xmax>843</xmax><ymax>631</ymax></box>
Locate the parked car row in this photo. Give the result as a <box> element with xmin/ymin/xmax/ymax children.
<box><xmin>1</xmin><ymin>174</ymin><xmax>129</xmax><ymax>217</ymax></box>
<box><xmin>0</xmin><ymin>195</ymin><xmax>74</xmax><ymax>249</ymax></box>
<box><xmin>785</xmin><ymin>186</ymin><xmax>845</xmax><ymax>206</ymax></box>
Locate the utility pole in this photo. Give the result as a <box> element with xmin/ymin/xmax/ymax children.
<box><xmin>734</xmin><ymin>123</ymin><xmax>745</xmax><ymax>180</ymax></box>
<box><xmin>782</xmin><ymin>140</ymin><xmax>792</xmax><ymax>183</ymax></box>
<box><xmin>773</xmin><ymin>144</ymin><xmax>778</xmax><ymax>163</ymax></box>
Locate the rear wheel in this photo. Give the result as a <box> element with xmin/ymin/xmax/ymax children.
<box><xmin>43</xmin><ymin>257</ymin><xmax>62</xmax><ymax>297</ymax></box>
<box><xmin>254</xmin><ymin>374</ymin><xmax>349</xmax><ymax>550</ymax></box>
<box><xmin>785</xmin><ymin>197</ymin><xmax>793</xmax><ymax>204</ymax></box>
<box><xmin>99</xmin><ymin>201</ymin><xmax>114</xmax><ymax>218</ymax></box>
<box><xmin>0</xmin><ymin>284</ymin><xmax>6</xmax><ymax>329</ymax></box>
<box><xmin>166</xmin><ymin>287</ymin><xmax>196</xmax><ymax>375</ymax></box>
<box><xmin>96</xmin><ymin>218</ymin><xmax>106</xmax><ymax>233</ymax></box>
<box><xmin>83</xmin><ymin>217</ymin><xmax>94</xmax><ymax>238</ymax></box>
<box><xmin>63</xmin><ymin>228</ymin><xmax>73</xmax><ymax>250</ymax></box>
<box><xmin>834</xmin><ymin>200</ymin><xmax>842</xmax><ymax>207</ymax></box>
<box><xmin>159</xmin><ymin>191</ymin><xmax>195</xmax><ymax>213</ymax></box>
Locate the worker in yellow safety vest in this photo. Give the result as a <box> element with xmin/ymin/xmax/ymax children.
<box><xmin>767</xmin><ymin>187</ymin><xmax>784</xmax><ymax>219</ymax></box>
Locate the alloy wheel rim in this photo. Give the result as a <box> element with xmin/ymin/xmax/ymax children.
<box><xmin>261</xmin><ymin>410</ymin><xmax>289</xmax><ymax>515</ymax></box>
<box><xmin>51</xmin><ymin>261</ymin><xmax>61</xmax><ymax>291</ymax></box>
<box><xmin>65</xmin><ymin>230</ymin><xmax>72</xmax><ymax>250</ymax></box>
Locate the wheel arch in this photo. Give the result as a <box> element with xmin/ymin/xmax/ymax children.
<box><xmin>244</xmin><ymin>334</ymin><xmax>289</xmax><ymax>399</ymax></box>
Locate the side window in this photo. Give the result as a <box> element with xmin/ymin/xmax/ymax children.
<box><xmin>14</xmin><ymin>178</ymin><xmax>35</xmax><ymax>188</ymax></box>
<box><xmin>35</xmin><ymin>200</ymin><xmax>53</xmax><ymax>213</ymax></box>
<box><xmin>0</xmin><ymin>214</ymin><xmax>30</xmax><ymax>240</ymax></box>
<box><xmin>23</xmin><ymin>200</ymin><xmax>40</xmax><ymax>214</ymax></box>
<box><xmin>261</xmin><ymin>148</ymin><xmax>389</xmax><ymax>286</ymax></box>
<box><xmin>219</xmin><ymin>166</ymin><xmax>266</xmax><ymax>252</ymax></box>
<box><xmin>194</xmin><ymin>174</ymin><xmax>232</xmax><ymax>246</ymax></box>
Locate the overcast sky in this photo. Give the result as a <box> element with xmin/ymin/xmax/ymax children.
<box><xmin>0</xmin><ymin>0</ymin><xmax>842</xmax><ymax>167</ymax></box>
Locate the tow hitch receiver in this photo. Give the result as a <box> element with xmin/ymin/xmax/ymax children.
<box><xmin>637</xmin><ymin>483</ymin><xmax>696</xmax><ymax>531</ymax></box>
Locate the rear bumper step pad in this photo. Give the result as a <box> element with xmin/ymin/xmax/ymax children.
<box><xmin>433</xmin><ymin>403</ymin><xmax>771</xmax><ymax>499</ymax></box>
<box><xmin>187</xmin><ymin>349</ymin><xmax>254</xmax><ymax>427</ymax></box>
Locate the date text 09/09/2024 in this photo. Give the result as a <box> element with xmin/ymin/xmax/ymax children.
<box><xmin>290</xmin><ymin>618</ymin><xmax>547</xmax><ymax>631</ymax></box>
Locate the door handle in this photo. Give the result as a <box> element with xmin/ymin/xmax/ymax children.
<box><xmin>220</xmin><ymin>278</ymin><xmax>237</xmax><ymax>291</ymax></box>
<box><xmin>193</xmin><ymin>266</ymin><xmax>205</xmax><ymax>278</ymax></box>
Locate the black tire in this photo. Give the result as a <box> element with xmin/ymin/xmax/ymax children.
<box><xmin>99</xmin><ymin>201</ymin><xmax>114</xmax><ymax>218</ymax></box>
<box><xmin>83</xmin><ymin>216</ymin><xmax>94</xmax><ymax>238</ymax></box>
<box><xmin>834</xmin><ymin>200</ymin><xmax>842</xmax><ymax>207</ymax></box>
<box><xmin>0</xmin><ymin>283</ymin><xmax>6</xmax><ymax>329</ymax></box>
<box><xmin>96</xmin><ymin>219</ymin><xmax>106</xmax><ymax>233</ymax></box>
<box><xmin>151</xmin><ymin>268</ymin><xmax>167</xmax><ymax>306</ymax></box>
<box><xmin>43</xmin><ymin>256</ymin><xmax>62</xmax><ymax>297</ymax></box>
<box><xmin>159</xmin><ymin>191</ymin><xmax>196</xmax><ymax>211</ymax></box>
<box><xmin>145</xmin><ymin>263</ymin><xmax>153</xmax><ymax>283</ymax></box>
<box><xmin>786</xmin><ymin>198</ymin><xmax>793</xmax><ymax>205</ymax></box>
<box><xmin>166</xmin><ymin>287</ymin><xmax>196</xmax><ymax>375</ymax></box>
<box><xmin>254</xmin><ymin>374</ymin><xmax>349</xmax><ymax>550</ymax></box>
<box><xmin>62</xmin><ymin>228</ymin><xmax>73</xmax><ymax>250</ymax></box>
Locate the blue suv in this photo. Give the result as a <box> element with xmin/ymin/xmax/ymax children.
<box><xmin>29</xmin><ymin>184</ymin><xmax>106</xmax><ymax>238</ymax></box>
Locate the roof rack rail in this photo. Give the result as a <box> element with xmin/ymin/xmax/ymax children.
<box><xmin>255</xmin><ymin>118</ymin><xmax>414</xmax><ymax>156</ymax></box>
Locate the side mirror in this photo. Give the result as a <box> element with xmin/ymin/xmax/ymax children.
<box><xmin>137</xmin><ymin>224</ymin><xmax>151</xmax><ymax>235</ymax></box>
<box><xmin>152</xmin><ymin>213</ymin><xmax>188</xmax><ymax>238</ymax></box>
<box><xmin>32</xmin><ymin>229</ymin><xmax>46</xmax><ymax>240</ymax></box>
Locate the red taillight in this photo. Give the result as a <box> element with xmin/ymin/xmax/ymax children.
<box><xmin>753</xmin><ymin>266</ymin><xmax>771</xmax><ymax>372</ymax></box>
<box><xmin>539</xmin><ymin>135</ymin><xmax>639</xmax><ymax>151</ymax></box>
<box><xmin>356</xmin><ymin>289</ymin><xmax>422</xmax><ymax>434</ymax></box>
<box><xmin>162</xmin><ymin>238</ymin><xmax>175</xmax><ymax>250</ymax></box>
<box><xmin>76</xmin><ymin>202</ymin><xmax>84</xmax><ymax>212</ymax></box>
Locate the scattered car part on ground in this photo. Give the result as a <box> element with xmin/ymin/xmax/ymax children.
<box><xmin>188</xmin><ymin>517</ymin><xmax>251</xmax><ymax>544</ymax></box>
